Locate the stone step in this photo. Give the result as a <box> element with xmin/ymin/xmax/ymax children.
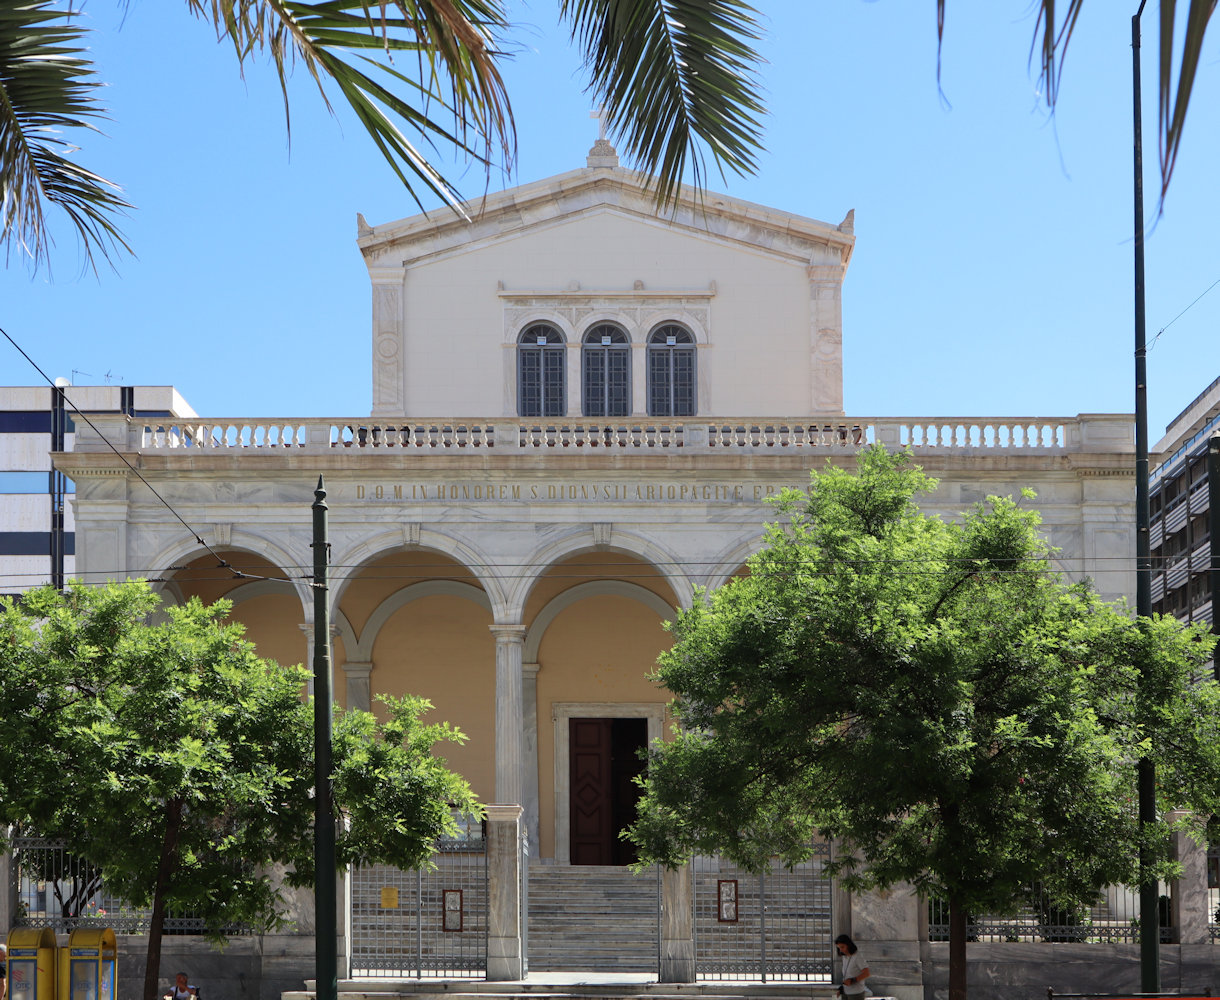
<box><xmin>293</xmin><ymin>981</ymin><xmax>841</xmax><ymax>997</ymax></box>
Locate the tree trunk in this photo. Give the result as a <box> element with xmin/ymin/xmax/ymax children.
<box><xmin>948</xmin><ymin>893</ymin><xmax>968</xmax><ymax>1000</ymax></box>
<box><xmin>142</xmin><ymin>799</ymin><xmax>183</xmax><ymax>1000</ymax></box>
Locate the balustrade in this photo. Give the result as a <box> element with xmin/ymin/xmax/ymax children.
<box><xmin>115</xmin><ymin>415</ymin><xmax>1115</xmax><ymax>456</ymax></box>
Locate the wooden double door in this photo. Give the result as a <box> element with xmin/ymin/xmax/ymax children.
<box><xmin>569</xmin><ymin>717</ymin><xmax>647</xmax><ymax>866</ymax></box>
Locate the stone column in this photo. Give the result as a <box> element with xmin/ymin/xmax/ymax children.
<box><xmin>522</xmin><ymin>662</ymin><xmax>541</xmax><ymax>858</ymax></box>
<box><xmin>485</xmin><ymin>804</ymin><xmax>525</xmax><ymax>981</ymax></box>
<box><xmin>659</xmin><ymin>863</ymin><xmax>695</xmax><ymax>982</ymax></box>
<box><xmin>490</xmin><ymin>626</ymin><xmax>527</xmax><ymax>806</ymax></box>
<box><xmin>342</xmin><ymin>661</ymin><xmax>373</xmax><ymax>712</ymax></box>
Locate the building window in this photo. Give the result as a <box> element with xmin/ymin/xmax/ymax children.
<box><xmin>647</xmin><ymin>324</ymin><xmax>696</xmax><ymax>417</ymax></box>
<box><xmin>518</xmin><ymin>324</ymin><xmax>566</xmax><ymax>417</ymax></box>
<box><xmin>582</xmin><ymin>324</ymin><xmax>631</xmax><ymax>417</ymax></box>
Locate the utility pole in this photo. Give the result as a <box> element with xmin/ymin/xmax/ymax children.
<box><xmin>313</xmin><ymin>477</ymin><xmax>338</xmax><ymax>1000</ymax></box>
<box><xmin>1131</xmin><ymin>3</ymin><xmax>1159</xmax><ymax>991</ymax></box>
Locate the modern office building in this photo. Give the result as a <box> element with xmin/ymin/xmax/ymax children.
<box><xmin>0</xmin><ymin>385</ymin><xmax>194</xmax><ymax>597</ymax></box>
<box><xmin>1150</xmin><ymin>374</ymin><xmax>1220</xmax><ymax>644</ymax></box>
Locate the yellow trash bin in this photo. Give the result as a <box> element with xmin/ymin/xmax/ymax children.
<box><xmin>6</xmin><ymin>927</ymin><xmax>57</xmax><ymax>1000</ymax></box>
<box><xmin>56</xmin><ymin>929</ymin><xmax>115</xmax><ymax>1000</ymax></box>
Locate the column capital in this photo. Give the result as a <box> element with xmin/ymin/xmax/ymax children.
<box><xmin>300</xmin><ymin>622</ymin><xmax>342</xmax><ymax>639</ymax></box>
<box><xmin>522</xmin><ymin>661</ymin><xmax>541</xmax><ymax>678</ymax></box>
<box><xmin>489</xmin><ymin>624</ymin><xmax>528</xmax><ymax>643</ymax></box>
<box><xmin>341</xmin><ymin>661</ymin><xmax>373</xmax><ymax>679</ymax></box>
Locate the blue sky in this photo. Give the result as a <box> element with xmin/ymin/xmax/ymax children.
<box><xmin>2</xmin><ymin>2</ymin><xmax>1217</xmax><ymax>439</ymax></box>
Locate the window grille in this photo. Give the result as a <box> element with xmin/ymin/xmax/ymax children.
<box><xmin>648</xmin><ymin>325</ymin><xmax>696</xmax><ymax>417</ymax></box>
<box><xmin>582</xmin><ymin>324</ymin><xmax>630</xmax><ymax>417</ymax></box>
<box><xmin>518</xmin><ymin>324</ymin><xmax>566</xmax><ymax>417</ymax></box>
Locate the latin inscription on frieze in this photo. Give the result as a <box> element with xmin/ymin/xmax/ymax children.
<box><xmin>342</xmin><ymin>481</ymin><xmax>800</xmax><ymax>503</ymax></box>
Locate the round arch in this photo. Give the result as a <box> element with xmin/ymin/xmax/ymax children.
<box><xmin>504</xmin><ymin>527</ymin><xmax>693</xmax><ymax>618</ymax></box>
<box><xmin>148</xmin><ymin>532</ymin><xmax>311</xmax><ymax>616</ymax></box>
<box><xmin>702</xmin><ymin>533</ymin><xmax>766</xmax><ymax>591</ymax></box>
<box><xmin>328</xmin><ymin>527</ymin><xmax>509</xmax><ymax>620</ymax></box>
<box><xmin>524</xmin><ymin>580</ymin><xmax>675</xmax><ymax>663</ymax></box>
<box><xmin>350</xmin><ymin>580</ymin><xmax>492</xmax><ymax>661</ymax></box>
<box><xmin>639</xmin><ymin>309</ymin><xmax>709</xmax><ymax>345</ymax></box>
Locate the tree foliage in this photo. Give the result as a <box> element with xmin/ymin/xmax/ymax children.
<box><xmin>0</xmin><ymin>580</ymin><xmax>480</xmax><ymax>1000</ymax></box>
<box><xmin>629</xmin><ymin>447</ymin><xmax>1220</xmax><ymax>1000</ymax></box>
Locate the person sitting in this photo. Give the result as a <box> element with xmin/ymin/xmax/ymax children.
<box><xmin>163</xmin><ymin>972</ymin><xmax>199</xmax><ymax>1000</ymax></box>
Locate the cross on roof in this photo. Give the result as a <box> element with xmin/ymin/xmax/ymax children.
<box><xmin>590</xmin><ymin>105</ymin><xmax>607</xmax><ymax>142</ymax></box>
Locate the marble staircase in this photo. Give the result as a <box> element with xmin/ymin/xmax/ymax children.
<box><xmin>526</xmin><ymin>864</ymin><xmax>660</xmax><ymax>973</ymax></box>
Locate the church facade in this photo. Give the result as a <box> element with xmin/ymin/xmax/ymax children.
<box><xmin>49</xmin><ymin>145</ymin><xmax>1154</xmax><ymax>995</ymax></box>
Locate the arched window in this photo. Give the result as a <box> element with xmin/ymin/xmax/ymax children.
<box><xmin>518</xmin><ymin>324</ymin><xmax>566</xmax><ymax>417</ymax></box>
<box><xmin>582</xmin><ymin>324</ymin><xmax>631</xmax><ymax>417</ymax></box>
<box><xmin>647</xmin><ymin>324</ymin><xmax>696</xmax><ymax>416</ymax></box>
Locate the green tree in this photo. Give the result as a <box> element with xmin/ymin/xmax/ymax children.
<box><xmin>0</xmin><ymin>580</ymin><xmax>481</xmax><ymax>1000</ymax></box>
<box><xmin>629</xmin><ymin>448</ymin><xmax>1220</xmax><ymax>1000</ymax></box>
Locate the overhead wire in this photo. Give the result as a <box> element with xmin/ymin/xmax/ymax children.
<box><xmin>1</xmin><ymin>325</ymin><xmax>282</xmax><ymax>586</ymax></box>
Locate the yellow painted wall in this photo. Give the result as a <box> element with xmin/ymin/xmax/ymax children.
<box><xmin>534</xmin><ymin>593</ymin><xmax>673</xmax><ymax>859</ymax></box>
<box><xmin>369</xmin><ymin>593</ymin><xmax>496</xmax><ymax>803</ymax></box>
<box><xmin>523</xmin><ymin>552</ymin><xmax>677</xmax><ymax>625</ymax></box>
<box><xmin>338</xmin><ymin>550</ymin><xmax>482</xmax><ymax>635</ymax></box>
<box><xmin>171</xmin><ymin>551</ymin><xmax>290</xmax><ymax>604</ymax></box>
<box><xmin>227</xmin><ymin>594</ymin><xmax>307</xmax><ymax>671</ymax></box>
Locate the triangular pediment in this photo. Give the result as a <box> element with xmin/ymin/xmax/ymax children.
<box><xmin>358</xmin><ymin>167</ymin><xmax>854</xmax><ymax>270</ymax></box>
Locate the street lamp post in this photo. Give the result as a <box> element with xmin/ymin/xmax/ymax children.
<box><xmin>1131</xmin><ymin>3</ymin><xmax>1159</xmax><ymax>992</ymax></box>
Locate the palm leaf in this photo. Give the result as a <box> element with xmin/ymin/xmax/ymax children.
<box><xmin>0</xmin><ymin>2</ymin><xmax>131</xmax><ymax>273</ymax></box>
<box><xmin>1156</xmin><ymin>0</ymin><xmax>1215</xmax><ymax>201</ymax></box>
<box><xmin>937</xmin><ymin>1</ymin><xmax>1216</xmax><ymax>204</ymax></box>
<box><xmin>559</xmin><ymin>0</ymin><xmax>765</xmax><ymax>208</ymax></box>
<box><xmin>185</xmin><ymin>0</ymin><xmax>515</xmax><ymax>214</ymax></box>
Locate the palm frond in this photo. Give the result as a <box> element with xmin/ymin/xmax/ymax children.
<box><xmin>0</xmin><ymin>2</ymin><xmax>132</xmax><ymax>273</ymax></box>
<box><xmin>938</xmin><ymin>0</ymin><xmax>1216</xmax><ymax>204</ymax></box>
<box><xmin>184</xmin><ymin>0</ymin><xmax>515</xmax><ymax>214</ymax></box>
<box><xmin>1156</xmin><ymin>0</ymin><xmax>1215</xmax><ymax>201</ymax></box>
<box><xmin>560</xmin><ymin>0</ymin><xmax>765</xmax><ymax>208</ymax></box>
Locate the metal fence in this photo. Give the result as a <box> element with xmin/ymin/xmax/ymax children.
<box><xmin>11</xmin><ymin>836</ymin><xmax>234</xmax><ymax>935</ymax></box>
<box><xmin>693</xmin><ymin>841</ymin><xmax>833</xmax><ymax>982</ymax></box>
<box><xmin>349</xmin><ymin>821</ymin><xmax>487</xmax><ymax>978</ymax></box>
<box><xmin>928</xmin><ymin>884</ymin><xmax>1172</xmax><ymax>944</ymax></box>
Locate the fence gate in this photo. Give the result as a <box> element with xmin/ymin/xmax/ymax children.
<box><xmin>350</xmin><ymin>825</ymin><xmax>487</xmax><ymax>978</ymax></box>
<box><xmin>693</xmin><ymin>841</ymin><xmax>833</xmax><ymax>982</ymax></box>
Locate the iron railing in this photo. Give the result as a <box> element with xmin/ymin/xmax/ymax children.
<box><xmin>693</xmin><ymin>841</ymin><xmax>832</xmax><ymax>982</ymax></box>
<box><xmin>928</xmin><ymin>884</ymin><xmax>1172</xmax><ymax>944</ymax></box>
<box><xmin>349</xmin><ymin>820</ymin><xmax>488</xmax><ymax>978</ymax></box>
<box><xmin>11</xmin><ymin>836</ymin><xmax>246</xmax><ymax>935</ymax></box>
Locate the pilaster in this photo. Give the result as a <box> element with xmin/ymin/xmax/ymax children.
<box><xmin>522</xmin><ymin>662</ymin><xmax>541</xmax><ymax>858</ymax></box>
<box><xmin>342</xmin><ymin>661</ymin><xmax>373</xmax><ymax>712</ymax></box>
